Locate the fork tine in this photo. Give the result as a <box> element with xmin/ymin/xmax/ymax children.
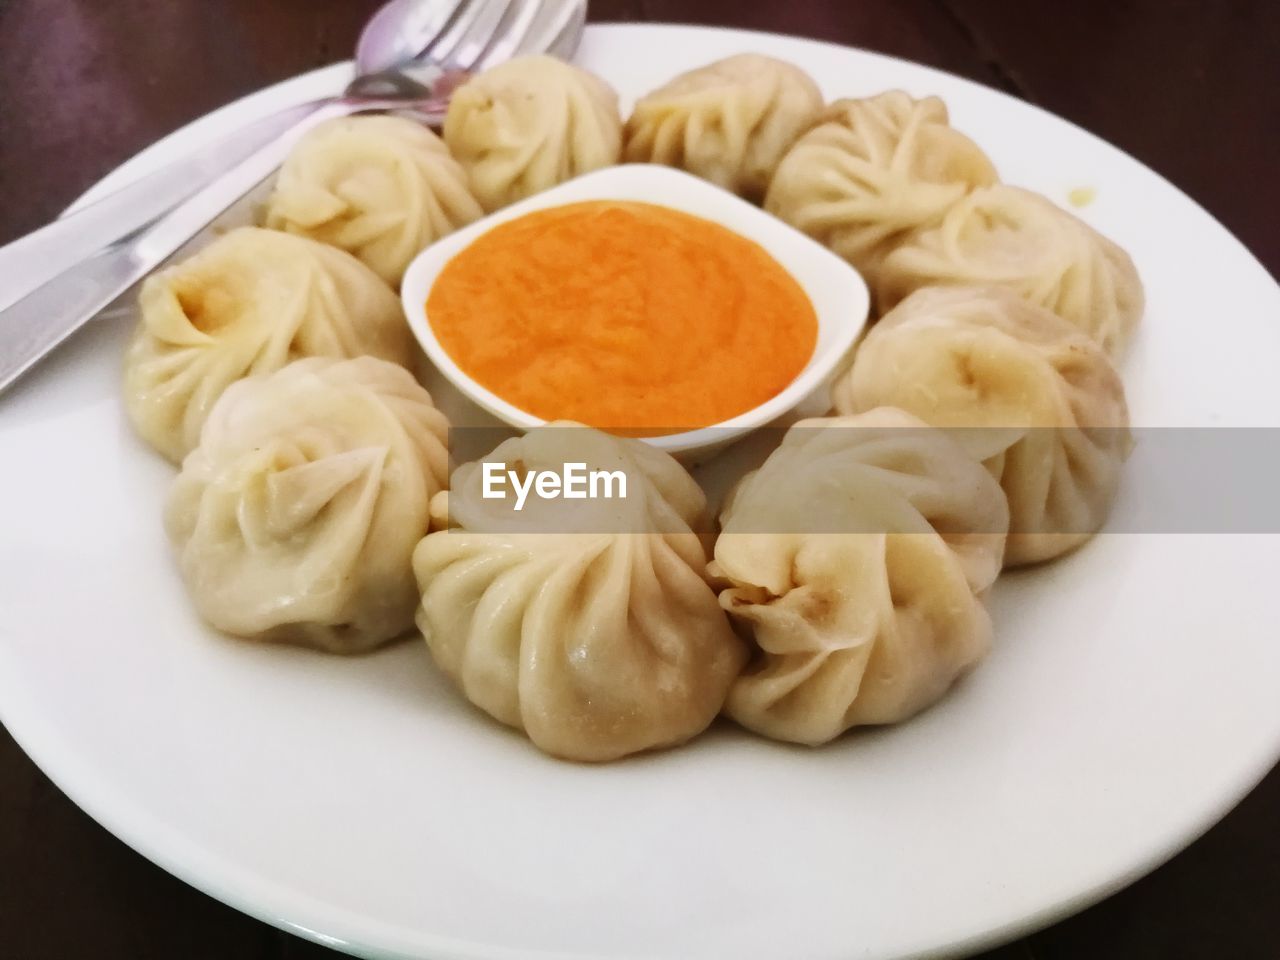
<box><xmin>419</xmin><ymin>0</ymin><xmax>486</xmax><ymax>63</ymax></box>
<box><xmin>471</xmin><ymin>0</ymin><xmax>543</xmax><ymax>71</ymax></box>
<box><xmin>544</xmin><ymin>1</ymin><xmax>586</xmax><ymax>59</ymax></box>
<box><xmin>456</xmin><ymin>0</ymin><xmax>524</xmax><ymax>70</ymax></box>
<box><xmin>414</xmin><ymin>0</ymin><xmax>476</xmax><ymax>59</ymax></box>
<box><xmin>431</xmin><ymin>0</ymin><xmax>518</xmax><ymax>72</ymax></box>
<box><xmin>513</xmin><ymin>0</ymin><xmax>586</xmax><ymax>62</ymax></box>
<box><xmin>416</xmin><ymin>0</ymin><xmax>486</xmax><ymax>65</ymax></box>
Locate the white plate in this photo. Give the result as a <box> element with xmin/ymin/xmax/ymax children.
<box><xmin>2</xmin><ymin>23</ymin><xmax>1279</xmax><ymax>960</ymax></box>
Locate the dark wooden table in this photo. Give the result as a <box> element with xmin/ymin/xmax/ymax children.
<box><xmin>1</xmin><ymin>2</ymin><xmax>1277</xmax><ymax>958</ymax></box>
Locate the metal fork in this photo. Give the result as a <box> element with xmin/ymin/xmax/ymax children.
<box><xmin>0</xmin><ymin>0</ymin><xmax>587</xmax><ymax>395</ymax></box>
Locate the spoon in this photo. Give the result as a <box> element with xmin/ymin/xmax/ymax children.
<box><xmin>0</xmin><ymin>0</ymin><xmax>587</xmax><ymax>394</ymax></box>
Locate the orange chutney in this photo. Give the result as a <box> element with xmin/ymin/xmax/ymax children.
<box><xmin>425</xmin><ymin>200</ymin><xmax>818</xmax><ymax>434</ymax></box>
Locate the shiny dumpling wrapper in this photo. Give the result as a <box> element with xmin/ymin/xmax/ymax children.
<box><xmin>443</xmin><ymin>55</ymin><xmax>622</xmax><ymax>212</ymax></box>
<box><xmin>165</xmin><ymin>356</ymin><xmax>450</xmax><ymax>654</ymax></box>
<box><xmin>263</xmin><ymin>115</ymin><xmax>484</xmax><ymax>287</ymax></box>
<box><xmin>711</xmin><ymin>408</ymin><xmax>1009</xmax><ymax>746</ymax></box>
<box><xmin>413</xmin><ymin>424</ymin><xmax>746</xmax><ymax>762</ymax></box>
<box><xmin>124</xmin><ymin>226</ymin><xmax>412</xmax><ymax>463</ymax></box>
<box><xmin>764</xmin><ymin>91</ymin><xmax>998</xmax><ymax>292</ymax></box>
<box><xmin>624</xmin><ymin>53</ymin><xmax>824</xmax><ymax>202</ymax></box>
<box><xmin>876</xmin><ymin>184</ymin><xmax>1145</xmax><ymax>358</ymax></box>
<box><xmin>834</xmin><ymin>285</ymin><xmax>1131</xmax><ymax>566</ymax></box>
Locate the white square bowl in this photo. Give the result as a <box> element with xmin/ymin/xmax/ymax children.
<box><xmin>400</xmin><ymin>164</ymin><xmax>869</xmax><ymax>458</ymax></box>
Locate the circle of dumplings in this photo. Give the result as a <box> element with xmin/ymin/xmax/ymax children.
<box><xmin>126</xmin><ymin>51</ymin><xmax>1144</xmax><ymax>762</ymax></box>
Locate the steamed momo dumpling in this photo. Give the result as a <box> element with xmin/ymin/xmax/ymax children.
<box><xmin>624</xmin><ymin>53</ymin><xmax>823</xmax><ymax>201</ymax></box>
<box><xmin>263</xmin><ymin>115</ymin><xmax>483</xmax><ymax>286</ymax></box>
<box><xmin>124</xmin><ymin>227</ymin><xmax>412</xmax><ymax>463</ymax></box>
<box><xmin>712</xmin><ymin>409</ymin><xmax>1009</xmax><ymax>745</ymax></box>
<box><xmin>877</xmin><ymin>185</ymin><xmax>1144</xmax><ymax>358</ymax></box>
<box><xmin>834</xmin><ymin>286</ymin><xmax>1131</xmax><ymax>566</ymax></box>
<box><xmin>166</xmin><ymin>357</ymin><xmax>449</xmax><ymax>653</ymax></box>
<box><xmin>413</xmin><ymin>425</ymin><xmax>746</xmax><ymax>762</ymax></box>
<box><xmin>443</xmin><ymin>55</ymin><xmax>622</xmax><ymax>212</ymax></box>
<box><xmin>765</xmin><ymin>91</ymin><xmax>997</xmax><ymax>290</ymax></box>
